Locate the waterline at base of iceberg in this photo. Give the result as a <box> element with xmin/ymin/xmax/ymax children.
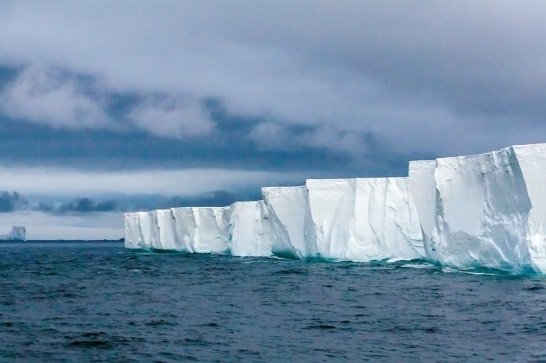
<box><xmin>126</xmin><ymin>247</ymin><xmax>542</xmax><ymax>276</ymax></box>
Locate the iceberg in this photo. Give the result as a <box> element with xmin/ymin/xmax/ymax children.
<box><xmin>124</xmin><ymin>143</ymin><xmax>546</xmax><ymax>274</ymax></box>
<box><xmin>0</xmin><ymin>226</ymin><xmax>27</xmax><ymax>241</ymax></box>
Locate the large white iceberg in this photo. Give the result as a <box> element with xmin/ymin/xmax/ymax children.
<box><xmin>125</xmin><ymin>143</ymin><xmax>546</xmax><ymax>274</ymax></box>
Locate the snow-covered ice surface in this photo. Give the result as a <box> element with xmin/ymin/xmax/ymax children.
<box><xmin>125</xmin><ymin>143</ymin><xmax>546</xmax><ymax>274</ymax></box>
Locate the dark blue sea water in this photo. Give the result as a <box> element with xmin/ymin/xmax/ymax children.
<box><xmin>1</xmin><ymin>241</ymin><xmax>545</xmax><ymax>362</ymax></box>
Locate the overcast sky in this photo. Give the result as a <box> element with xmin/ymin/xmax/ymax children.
<box><xmin>1</xmin><ymin>1</ymin><xmax>545</xmax><ymax>239</ymax></box>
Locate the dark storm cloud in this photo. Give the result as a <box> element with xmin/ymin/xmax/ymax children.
<box><xmin>31</xmin><ymin>190</ymin><xmax>260</xmax><ymax>215</ymax></box>
<box><xmin>0</xmin><ymin>191</ymin><xmax>27</xmax><ymax>212</ymax></box>
<box><xmin>164</xmin><ymin>190</ymin><xmax>258</xmax><ymax>209</ymax></box>
<box><xmin>0</xmin><ymin>1</ymin><xmax>546</xmax><ymax>175</ymax></box>
<box><xmin>35</xmin><ymin>198</ymin><xmax>118</xmax><ymax>214</ymax></box>
<box><xmin>0</xmin><ymin>98</ymin><xmax>356</xmax><ymax>174</ymax></box>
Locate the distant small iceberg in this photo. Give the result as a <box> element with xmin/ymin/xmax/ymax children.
<box><xmin>0</xmin><ymin>226</ymin><xmax>26</xmax><ymax>241</ymax></box>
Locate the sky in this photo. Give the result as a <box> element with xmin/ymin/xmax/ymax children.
<box><xmin>0</xmin><ymin>1</ymin><xmax>546</xmax><ymax>239</ymax></box>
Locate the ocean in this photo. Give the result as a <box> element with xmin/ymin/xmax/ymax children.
<box><xmin>1</xmin><ymin>241</ymin><xmax>545</xmax><ymax>362</ymax></box>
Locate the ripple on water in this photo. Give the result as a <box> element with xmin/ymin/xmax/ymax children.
<box><xmin>0</xmin><ymin>241</ymin><xmax>545</xmax><ymax>362</ymax></box>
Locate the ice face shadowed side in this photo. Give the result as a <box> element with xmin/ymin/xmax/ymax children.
<box><xmin>513</xmin><ymin>144</ymin><xmax>546</xmax><ymax>271</ymax></box>
<box><xmin>262</xmin><ymin>186</ymin><xmax>308</xmax><ymax>258</ymax></box>
<box><xmin>408</xmin><ymin>160</ymin><xmax>438</xmax><ymax>261</ymax></box>
<box><xmin>124</xmin><ymin>212</ymin><xmax>143</xmax><ymax>249</ymax></box>
<box><xmin>132</xmin><ymin>211</ymin><xmax>157</xmax><ymax>249</ymax></box>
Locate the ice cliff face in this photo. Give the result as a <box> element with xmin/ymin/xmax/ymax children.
<box><xmin>125</xmin><ymin>143</ymin><xmax>546</xmax><ymax>274</ymax></box>
<box><xmin>126</xmin><ymin>177</ymin><xmax>424</xmax><ymax>262</ymax></box>
<box><xmin>229</xmin><ymin>201</ymin><xmax>271</xmax><ymax>257</ymax></box>
<box><xmin>262</xmin><ymin>186</ymin><xmax>309</xmax><ymax>258</ymax></box>
<box><xmin>305</xmin><ymin>178</ymin><xmax>424</xmax><ymax>261</ymax></box>
<box><xmin>512</xmin><ymin>144</ymin><xmax>546</xmax><ymax>272</ymax></box>
<box><xmin>408</xmin><ymin>144</ymin><xmax>546</xmax><ymax>273</ymax></box>
<box><xmin>409</xmin><ymin>148</ymin><xmax>532</xmax><ymax>272</ymax></box>
<box><xmin>125</xmin><ymin>207</ymin><xmax>230</xmax><ymax>253</ymax></box>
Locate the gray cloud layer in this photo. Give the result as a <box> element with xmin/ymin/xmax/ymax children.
<box><xmin>0</xmin><ymin>191</ymin><xmax>27</xmax><ymax>212</ymax></box>
<box><xmin>4</xmin><ymin>189</ymin><xmax>258</xmax><ymax>215</ymax></box>
<box><xmin>1</xmin><ymin>0</ymin><xmax>545</xmax><ymax>165</ymax></box>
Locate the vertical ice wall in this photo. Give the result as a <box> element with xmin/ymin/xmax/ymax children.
<box><xmin>433</xmin><ymin>148</ymin><xmax>532</xmax><ymax>271</ymax></box>
<box><xmin>513</xmin><ymin>144</ymin><xmax>546</xmax><ymax>271</ymax></box>
<box><xmin>124</xmin><ymin>212</ymin><xmax>144</xmax><ymax>249</ymax></box>
<box><xmin>262</xmin><ymin>186</ymin><xmax>308</xmax><ymax>258</ymax></box>
<box><xmin>408</xmin><ymin>160</ymin><xmax>438</xmax><ymax>260</ymax></box>
<box><xmin>171</xmin><ymin>207</ymin><xmax>231</xmax><ymax>253</ymax></box>
<box><xmin>126</xmin><ymin>211</ymin><xmax>157</xmax><ymax>249</ymax></box>
<box><xmin>124</xmin><ymin>207</ymin><xmax>231</xmax><ymax>253</ymax></box>
<box><xmin>229</xmin><ymin>201</ymin><xmax>272</xmax><ymax>257</ymax></box>
<box><xmin>408</xmin><ymin>145</ymin><xmax>546</xmax><ymax>273</ymax></box>
<box><xmin>155</xmin><ymin>209</ymin><xmax>177</xmax><ymax>250</ymax></box>
<box><xmin>305</xmin><ymin>178</ymin><xmax>424</xmax><ymax>261</ymax></box>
